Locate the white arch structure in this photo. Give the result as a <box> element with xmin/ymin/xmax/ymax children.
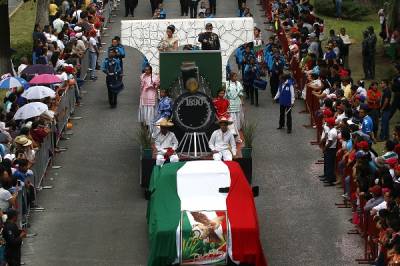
<box><xmin>121</xmin><ymin>17</ymin><xmax>254</xmax><ymax>79</ymax></box>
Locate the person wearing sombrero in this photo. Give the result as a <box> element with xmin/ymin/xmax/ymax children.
<box><xmin>208</xmin><ymin>117</ymin><xmax>237</xmax><ymax>161</ymax></box>
<box><xmin>154</xmin><ymin>119</ymin><xmax>179</xmax><ymax>166</ymax></box>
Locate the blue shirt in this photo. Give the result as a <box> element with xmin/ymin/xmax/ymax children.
<box><xmin>324</xmin><ymin>50</ymin><xmax>336</xmax><ymax>60</ymax></box>
<box><xmin>361</xmin><ymin>115</ymin><xmax>373</xmax><ymax>134</ymax></box>
<box><xmin>13</xmin><ymin>170</ymin><xmax>32</xmax><ymax>182</ymax></box>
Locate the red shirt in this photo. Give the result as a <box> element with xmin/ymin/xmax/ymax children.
<box><xmin>213</xmin><ymin>97</ymin><xmax>230</xmax><ymax>119</ymax></box>
<box><xmin>367</xmin><ymin>88</ymin><xmax>382</xmax><ymax>110</ymax></box>
<box><xmin>31</xmin><ymin>128</ymin><xmax>49</xmax><ymax>144</ymax></box>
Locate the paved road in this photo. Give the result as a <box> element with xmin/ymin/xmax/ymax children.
<box><xmin>22</xmin><ymin>0</ymin><xmax>362</xmax><ymax>265</ymax></box>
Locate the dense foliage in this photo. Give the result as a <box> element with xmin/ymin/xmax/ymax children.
<box><xmin>314</xmin><ymin>0</ymin><xmax>371</xmax><ymax>20</ymax></box>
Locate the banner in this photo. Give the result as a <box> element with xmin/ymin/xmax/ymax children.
<box><xmin>180</xmin><ymin>211</ymin><xmax>228</xmax><ymax>265</ymax></box>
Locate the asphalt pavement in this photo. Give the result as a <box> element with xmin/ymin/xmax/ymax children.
<box><xmin>22</xmin><ymin>0</ymin><xmax>363</xmax><ymax>265</ymax></box>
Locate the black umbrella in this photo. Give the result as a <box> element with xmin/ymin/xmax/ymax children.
<box><xmin>21</xmin><ymin>64</ymin><xmax>56</xmax><ymax>81</ymax></box>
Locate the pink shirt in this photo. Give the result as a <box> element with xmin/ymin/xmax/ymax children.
<box><xmin>140</xmin><ymin>73</ymin><xmax>160</xmax><ymax>106</ymax></box>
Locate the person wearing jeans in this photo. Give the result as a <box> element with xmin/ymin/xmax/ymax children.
<box><xmin>88</xmin><ymin>30</ymin><xmax>98</xmax><ymax>80</ymax></box>
<box><xmin>379</xmin><ymin>80</ymin><xmax>391</xmax><ymax>141</ymax></box>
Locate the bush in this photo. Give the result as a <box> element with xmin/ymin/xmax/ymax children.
<box><xmin>11</xmin><ymin>41</ymin><xmax>32</xmax><ymax>67</ymax></box>
<box><xmin>315</xmin><ymin>0</ymin><xmax>371</xmax><ymax>20</ymax></box>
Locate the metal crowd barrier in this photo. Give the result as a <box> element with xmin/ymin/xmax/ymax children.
<box><xmin>55</xmin><ymin>86</ymin><xmax>76</xmax><ymax>144</ymax></box>
<box><xmin>31</xmin><ymin>129</ymin><xmax>54</xmax><ymax>190</ymax></box>
<box><xmin>16</xmin><ymin>186</ymin><xmax>28</xmax><ymax>229</ymax></box>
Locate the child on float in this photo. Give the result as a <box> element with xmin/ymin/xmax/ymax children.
<box><xmin>152</xmin><ymin>88</ymin><xmax>173</xmax><ymax>138</ymax></box>
<box><xmin>212</xmin><ymin>87</ymin><xmax>240</xmax><ymax>142</ymax></box>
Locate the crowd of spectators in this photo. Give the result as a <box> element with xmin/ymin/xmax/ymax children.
<box><xmin>0</xmin><ymin>0</ymin><xmax>114</xmax><ymax>264</ymax></box>
<box><xmin>32</xmin><ymin>0</ymin><xmax>108</xmax><ymax>81</ymax></box>
<box><xmin>253</xmin><ymin>0</ymin><xmax>400</xmax><ymax>264</ymax></box>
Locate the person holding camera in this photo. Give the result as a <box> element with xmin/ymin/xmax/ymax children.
<box><xmin>198</xmin><ymin>23</ymin><xmax>220</xmax><ymax>50</ymax></box>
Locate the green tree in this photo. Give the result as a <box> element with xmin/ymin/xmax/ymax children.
<box><xmin>0</xmin><ymin>0</ymin><xmax>12</xmax><ymax>74</ymax></box>
<box><xmin>389</xmin><ymin>0</ymin><xmax>400</xmax><ymax>30</ymax></box>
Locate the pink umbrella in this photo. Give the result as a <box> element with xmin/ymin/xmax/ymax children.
<box><xmin>29</xmin><ymin>74</ymin><xmax>62</xmax><ymax>85</ymax></box>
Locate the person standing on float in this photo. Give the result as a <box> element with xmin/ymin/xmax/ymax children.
<box><xmin>138</xmin><ymin>65</ymin><xmax>160</xmax><ymax>131</ymax></box>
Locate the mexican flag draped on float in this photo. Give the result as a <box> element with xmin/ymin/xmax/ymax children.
<box><xmin>147</xmin><ymin>160</ymin><xmax>267</xmax><ymax>266</ymax></box>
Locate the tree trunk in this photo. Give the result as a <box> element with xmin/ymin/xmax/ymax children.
<box><xmin>35</xmin><ymin>0</ymin><xmax>49</xmax><ymax>29</ymax></box>
<box><xmin>0</xmin><ymin>0</ymin><xmax>12</xmax><ymax>75</ymax></box>
<box><xmin>388</xmin><ymin>0</ymin><xmax>400</xmax><ymax>31</ymax></box>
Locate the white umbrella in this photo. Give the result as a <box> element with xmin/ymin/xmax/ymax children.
<box><xmin>13</xmin><ymin>102</ymin><xmax>49</xmax><ymax>120</ymax></box>
<box><xmin>22</xmin><ymin>86</ymin><xmax>55</xmax><ymax>100</ymax></box>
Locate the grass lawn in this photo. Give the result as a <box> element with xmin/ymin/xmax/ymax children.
<box><xmin>10</xmin><ymin>1</ymin><xmax>36</xmax><ymax>64</ymax></box>
<box><xmin>312</xmin><ymin>4</ymin><xmax>399</xmax><ymax>153</ymax></box>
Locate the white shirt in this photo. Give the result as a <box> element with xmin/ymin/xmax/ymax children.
<box><xmin>321</xmin><ymin>124</ymin><xmax>329</xmax><ymax>142</ymax></box>
<box><xmin>325</xmin><ymin>127</ymin><xmax>337</xmax><ymax>148</ymax></box>
<box><xmin>209</xmin><ymin>129</ymin><xmax>236</xmax><ymax>156</ymax></box>
<box><xmin>340</xmin><ymin>34</ymin><xmax>352</xmax><ymax>45</ymax></box>
<box><xmin>52</xmin><ymin>18</ymin><xmax>64</xmax><ymax>34</ymax></box>
<box><xmin>0</xmin><ymin>188</ymin><xmax>12</xmax><ymax>211</ymax></box>
<box><xmin>357</xmin><ymin>87</ymin><xmax>367</xmax><ymax>97</ymax></box>
<box><xmin>372</xmin><ymin>200</ymin><xmax>387</xmax><ymax>213</ymax></box>
<box><xmin>76</xmin><ymin>39</ymin><xmax>86</xmax><ymax>53</ymax></box>
<box><xmin>89</xmin><ymin>37</ymin><xmax>97</xmax><ymax>52</ymax></box>
<box><xmin>73</xmin><ymin>9</ymin><xmax>82</xmax><ymax>21</ymax></box>
<box><xmin>335</xmin><ymin>113</ymin><xmax>346</xmax><ymax>124</ymax></box>
<box><xmin>56</xmin><ymin>39</ymin><xmax>65</xmax><ymax>51</ymax></box>
<box><xmin>17</xmin><ymin>64</ymin><xmax>27</xmax><ymax>77</ymax></box>
<box><xmin>155</xmin><ymin>131</ymin><xmax>178</xmax><ymax>155</ymax></box>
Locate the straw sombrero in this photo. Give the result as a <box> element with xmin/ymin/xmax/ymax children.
<box><xmin>217</xmin><ymin>117</ymin><xmax>233</xmax><ymax>125</ymax></box>
<box><xmin>156</xmin><ymin>119</ymin><xmax>174</xmax><ymax>127</ymax></box>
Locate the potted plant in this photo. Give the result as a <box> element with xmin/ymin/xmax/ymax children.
<box><xmin>136</xmin><ymin>124</ymin><xmax>153</xmax><ymax>159</ymax></box>
<box><xmin>241</xmin><ymin>121</ymin><xmax>257</xmax><ymax>158</ymax></box>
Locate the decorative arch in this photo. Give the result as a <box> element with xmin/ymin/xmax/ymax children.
<box><xmin>121</xmin><ymin>17</ymin><xmax>254</xmax><ymax>80</ymax></box>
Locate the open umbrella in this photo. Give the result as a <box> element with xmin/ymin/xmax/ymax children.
<box><xmin>21</xmin><ymin>86</ymin><xmax>55</xmax><ymax>100</ymax></box>
<box><xmin>0</xmin><ymin>77</ymin><xmax>25</xmax><ymax>89</ymax></box>
<box><xmin>13</xmin><ymin>102</ymin><xmax>48</xmax><ymax>120</ymax></box>
<box><xmin>21</xmin><ymin>64</ymin><xmax>56</xmax><ymax>76</ymax></box>
<box><xmin>29</xmin><ymin>74</ymin><xmax>62</xmax><ymax>85</ymax></box>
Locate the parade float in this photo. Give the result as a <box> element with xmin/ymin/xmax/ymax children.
<box><xmin>139</xmin><ymin>51</ymin><xmax>253</xmax><ymax>191</ymax></box>
<box><xmin>147</xmin><ymin>160</ymin><xmax>266</xmax><ymax>266</ymax></box>
<box><xmin>121</xmin><ymin>17</ymin><xmax>266</xmax><ymax>266</ymax></box>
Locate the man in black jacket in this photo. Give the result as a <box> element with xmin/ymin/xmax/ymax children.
<box><xmin>198</xmin><ymin>23</ymin><xmax>220</xmax><ymax>50</ymax></box>
<box><xmin>3</xmin><ymin>209</ymin><xmax>26</xmax><ymax>266</ymax></box>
